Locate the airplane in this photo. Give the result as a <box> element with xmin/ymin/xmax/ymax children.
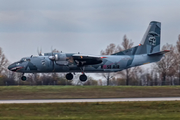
<box><xmin>8</xmin><ymin>21</ymin><xmax>169</xmax><ymax>82</ymax></box>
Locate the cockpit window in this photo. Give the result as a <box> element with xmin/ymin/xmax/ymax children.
<box><xmin>20</xmin><ymin>58</ymin><xmax>27</xmax><ymax>62</ymax></box>
<box><xmin>19</xmin><ymin>58</ymin><xmax>31</xmax><ymax>63</ymax></box>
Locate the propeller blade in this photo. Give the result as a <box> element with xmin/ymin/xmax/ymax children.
<box><xmin>37</xmin><ymin>48</ymin><xmax>40</xmax><ymax>55</ymax></box>
<box><xmin>49</xmin><ymin>56</ymin><xmax>56</xmax><ymax>71</ymax></box>
<box><xmin>53</xmin><ymin>61</ymin><xmax>55</xmax><ymax>71</ymax></box>
<box><xmin>51</xmin><ymin>46</ymin><xmax>53</xmax><ymax>56</ymax></box>
<box><xmin>37</xmin><ymin>47</ymin><xmax>42</xmax><ymax>56</ymax></box>
<box><xmin>40</xmin><ymin>48</ymin><xmax>42</xmax><ymax>54</ymax></box>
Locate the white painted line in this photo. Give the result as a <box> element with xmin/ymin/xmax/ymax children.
<box><xmin>0</xmin><ymin>97</ymin><xmax>180</xmax><ymax>104</ymax></box>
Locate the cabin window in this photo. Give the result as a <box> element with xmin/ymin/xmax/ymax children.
<box><xmin>20</xmin><ymin>58</ymin><xmax>27</xmax><ymax>62</ymax></box>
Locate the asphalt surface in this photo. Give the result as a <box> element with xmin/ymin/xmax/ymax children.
<box><xmin>0</xmin><ymin>97</ymin><xmax>180</xmax><ymax>104</ymax></box>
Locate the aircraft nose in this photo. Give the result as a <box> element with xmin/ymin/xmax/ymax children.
<box><xmin>8</xmin><ymin>63</ymin><xmax>19</xmax><ymax>72</ymax></box>
<box><xmin>8</xmin><ymin>64</ymin><xmax>16</xmax><ymax>71</ymax></box>
<box><xmin>8</xmin><ymin>63</ymin><xmax>24</xmax><ymax>72</ymax></box>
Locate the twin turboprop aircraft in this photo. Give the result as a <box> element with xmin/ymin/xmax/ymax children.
<box><xmin>8</xmin><ymin>21</ymin><xmax>169</xmax><ymax>82</ymax></box>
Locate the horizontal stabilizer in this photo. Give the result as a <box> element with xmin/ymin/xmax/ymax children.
<box><xmin>148</xmin><ymin>50</ymin><xmax>170</xmax><ymax>56</ymax></box>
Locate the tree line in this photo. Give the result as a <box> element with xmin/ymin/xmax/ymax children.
<box><xmin>0</xmin><ymin>35</ymin><xmax>180</xmax><ymax>86</ymax></box>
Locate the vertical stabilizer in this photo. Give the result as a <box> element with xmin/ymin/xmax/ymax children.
<box><xmin>139</xmin><ymin>21</ymin><xmax>161</xmax><ymax>54</ymax></box>
<box><xmin>112</xmin><ymin>21</ymin><xmax>161</xmax><ymax>55</ymax></box>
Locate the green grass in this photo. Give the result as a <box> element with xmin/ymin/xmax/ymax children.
<box><xmin>0</xmin><ymin>86</ymin><xmax>180</xmax><ymax>100</ymax></box>
<box><xmin>0</xmin><ymin>101</ymin><xmax>180</xmax><ymax>120</ymax></box>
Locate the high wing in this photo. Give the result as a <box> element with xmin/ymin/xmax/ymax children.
<box><xmin>72</xmin><ymin>54</ymin><xmax>105</xmax><ymax>66</ymax></box>
<box><xmin>37</xmin><ymin>52</ymin><xmax>105</xmax><ymax>66</ymax></box>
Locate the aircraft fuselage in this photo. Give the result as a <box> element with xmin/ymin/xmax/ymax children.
<box><xmin>8</xmin><ymin>53</ymin><xmax>163</xmax><ymax>74</ymax></box>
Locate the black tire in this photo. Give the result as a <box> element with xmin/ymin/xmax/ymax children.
<box><xmin>80</xmin><ymin>74</ymin><xmax>87</xmax><ymax>82</ymax></box>
<box><xmin>21</xmin><ymin>76</ymin><xmax>27</xmax><ymax>81</ymax></box>
<box><xmin>66</xmin><ymin>73</ymin><xmax>73</xmax><ymax>80</ymax></box>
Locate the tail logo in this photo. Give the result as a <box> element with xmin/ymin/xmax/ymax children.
<box><xmin>149</xmin><ymin>37</ymin><xmax>156</xmax><ymax>46</ymax></box>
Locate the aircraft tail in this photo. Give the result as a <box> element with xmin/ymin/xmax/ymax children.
<box><xmin>113</xmin><ymin>21</ymin><xmax>161</xmax><ymax>55</ymax></box>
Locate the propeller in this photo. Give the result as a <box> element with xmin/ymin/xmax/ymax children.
<box><xmin>49</xmin><ymin>56</ymin><xmax>55</xmax><ymax>71</ymax></box>
<box><xmin>49</xmin><ymin>49</ymin><xmax>59</xmax><ymax>71</ymax></box>
<box><xmin>37</xmin><ymin>48</ymin><xmax>44</xmax><ymax>56</ymax></box>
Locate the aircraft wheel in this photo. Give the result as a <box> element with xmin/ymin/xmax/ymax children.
<box><xmin>66</xmin><ymin>73</ymin><xmax>73</xmax><ymax>80</ymax></box>
<box><xmin>21</xmin><ymin>76</ymin><xmax>27</xmax><ymax>81</ymax></box>
<box><xmin>80</xmin><ymin>74</ymin><xmax>87</xmax><ymax>82</ymax></box>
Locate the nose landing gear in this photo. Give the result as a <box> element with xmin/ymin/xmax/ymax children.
<box><xmin>21</xmin><ymin>76</ymin><xmax>27</xmax><ymax>81</ymax></box>
<box><xmin>21</xmin><ymin>73</ymin><xmax>27</xmax><ymax>81</ymax></box>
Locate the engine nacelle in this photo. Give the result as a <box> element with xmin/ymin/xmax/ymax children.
<box><xmin>54</xmin><ymin>53</ymin><xmax>69</xmax><ymax>66</ymax></box>
<box><xmin>73</xmin><ymin>56</ymin><xmax>102</xmax><ymax>66</ymax></box>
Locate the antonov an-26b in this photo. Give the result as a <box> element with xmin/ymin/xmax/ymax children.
<box><xmin>8</xmin><ymin>21</ymin><xmax>169</xmax><ymax>82</ymax></box>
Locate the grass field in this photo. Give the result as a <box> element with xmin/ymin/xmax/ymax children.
<box><xmin>0</xmin><ymin>86</ymin><xmax>180</xmax><ymax>100</ymax></box>
<box><xmin>0</xmin><ymin>101</ymin><xmax>180</xmax><ymax>120</ymax></box>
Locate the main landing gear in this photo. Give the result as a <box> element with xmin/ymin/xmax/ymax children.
<box><xmin>79</xmin><ymin>66</ymin><xmax>87</xmax><ymax>82</ymax></box>
<box><xmin>66</xmin><ymin>73</ymin><xmax>73</xmax><ymax>80</ymax></box>
<box><xmin>79</xmin><ymin>74</ymin><xmax>87</xmax><ymax>82</ymax></box>
<box><xmin>66</xmin><ymin>73</ymin><xmax>87</xmax><ymax>82</ymax></box>
<box><xmin>66</xmin><ymin>65</ymin><xmax>87</xmax><ymax>82</ymax></box>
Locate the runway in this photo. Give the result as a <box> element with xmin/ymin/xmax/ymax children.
<box><xmin>1</xmin><ymin>97</ymin><xmax>180</xmax><ymax>104</ymax></box>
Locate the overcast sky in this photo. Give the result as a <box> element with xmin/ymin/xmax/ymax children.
<box><xmin>1</xmin><ymin>0</ymin><xmax>180</xmax><ymax>63</ymax></box>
